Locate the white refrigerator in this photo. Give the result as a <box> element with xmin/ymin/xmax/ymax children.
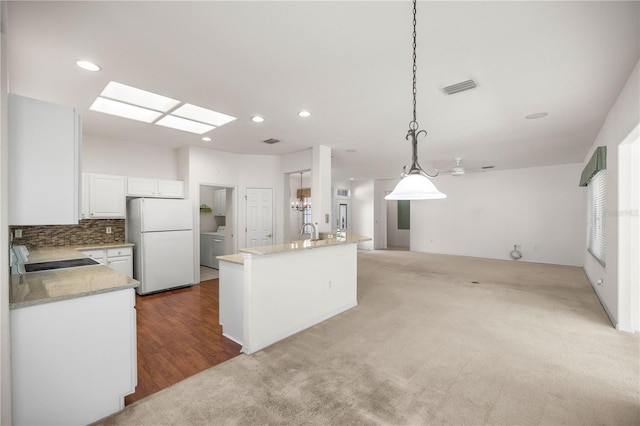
<box><xmin>127</xmin><ymin>198</ymin><xmax>195</xmax><ymax>295</ymax></box>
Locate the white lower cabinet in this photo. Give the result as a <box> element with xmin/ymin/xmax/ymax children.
<box><xmin>11</xmin><ymin>288</ymin><xmax>137</xmax><ymax>426</ymax></box>
<box><xmin>82</xmin><ymin>246</ymin><xmax>133</xmax><ymax>277</ymax></box>
<box><xmin>200</xmin><ymin>234</ymin><xmax>225</xmax><ymax>269</ymax></box>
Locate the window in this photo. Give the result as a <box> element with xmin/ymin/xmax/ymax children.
<box><xmin>587</xmin><ymin>169</ymin><xmax>606</xmax><ymax>265</ymax></box>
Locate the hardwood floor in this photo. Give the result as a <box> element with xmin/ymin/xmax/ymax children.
<box><xmin>124</xmin><ymin>279</ymin><xmax>242</xmax><ymax>405</ymax></box>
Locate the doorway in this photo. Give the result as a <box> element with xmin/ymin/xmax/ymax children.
<box><xmin>197</xmin><ymin>183</ymin><xmax>236</xmax><ymax>284</ymax></box>
<box><xmin>288</xmin><ymin>171</ymin><xmax>312</xmax><ymax>241</ymax></box>
<box><xmin>386</xmin><ymin>193</ymin><xmax>410</xmax><ymax>250</ymax></box>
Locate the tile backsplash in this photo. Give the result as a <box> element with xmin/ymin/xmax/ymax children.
<box><xmin>10</xmin><ymin>219</ymin><xmax>125</xmax><ymax>248</ymax></box>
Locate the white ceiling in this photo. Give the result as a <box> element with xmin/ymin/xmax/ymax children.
<box><xmin>6</xmin><ymin>1</ymin><xmax>639</xmax><ymax>182</ymax></box>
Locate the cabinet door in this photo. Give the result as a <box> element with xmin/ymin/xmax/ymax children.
<box><xmin>214</xmin><ymin>189</ymin><xmax>226</xmax><ymax>216</ymax></box>
<box><xmin>9</xmin><ymin>94</ymin><xmax>80</xmax><ymax>225</ymax></box>
<box><xmin>89</xmin><ymin>174</ymin><xmax>126</xmax><ymax>219</ymax></box>
<box><xmin>108</xmin><ymin>255</ymin><xmax>133</xmax><ymax>277</ymax></box>
<box><xmin>127</xmin><ymin>177</ymin><xmax>157</xmax><ymax>197</ymax></box>
<box><xmin>157</xmin><ymin>180</ymin><xmax>184</xmax><ymax>198</ymax></box>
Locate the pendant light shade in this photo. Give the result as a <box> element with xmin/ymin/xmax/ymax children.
<box><xmin>385</xmin><ymin>173</ymin><xmax>446</xmax><ymax>200</ymax></box>
<box><xmin>387</xmin><ymin>0</ymin><xmax>446</xmax><ymax>201</ymax></box>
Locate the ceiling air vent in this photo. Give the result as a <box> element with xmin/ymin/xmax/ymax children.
<box><xmin>262</xmin><ymin>138</ymin><xmax>280</xmax><ymax>144</ymax></box>
<box><xmin>441</xmin><ymin>79</ymin><xmax>477</xmax><ymax>95</ymax></box>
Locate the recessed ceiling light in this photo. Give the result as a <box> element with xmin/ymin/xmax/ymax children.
<box><xmin>251</xmin><ymin>116</ymin><xmax>265</xmax><ymax>123</ymax></box>
<box><xmin>100</xmin><ymin>81</ymin><xmax>180</xmax><ymax>112</ymax></box>
<box><xmin>155</xmin><ymin>115</ymin><xmax>215</xmax><ymax>134</ymax></box>
<box><xmin>76</xmin><ymin>60</ymin><xmax>101</xmax><ymax>72</ymax></box>
<box><xmin>202</xmin><ymin>136</ymin><xmax>212</xmax><ymax>142</ymax></box>
<box><xmin>89</xmin><ymin>97</ymin><xmax>162</xmax><ymax>123</ymax></box>
<box><xmin>526</xmin><ymin>112</ymin><xmax>548</xmax><ymax>119</ymax></box>
<box><xmin>298</xmin><ymin>110</ymin><xmax>311</xmax><ymax>118</ymax></box>
<box><xmin>349</xmin><ymin>178</ymin><xmax>355</xmax><ymax>181</ymax></box>
<box><xmin>172</xmin><ymin>104</ymin><xmax>236</xmax><ymax>127</ymax></box>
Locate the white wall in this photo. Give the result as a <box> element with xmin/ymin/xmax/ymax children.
<box><xmin>618</xmin><ymin>128</ymin><xmax>639</xmax><ymax>332</ymax></box>
<box><xmin>582</xmin><ymin>60</ymin><xmax>640</xmax><ymax>329</ymax></box>
<box><xmin>0</xmin><ymin>5</ymin><xmax>12</xmax><ymax>422</ymax></box>
<box><xmin>187</xmin><ymin>145</ymin><xmax>283</xmax><ymax>248</ymax></box>
<box><xmin>410</xmin><ymin>163</ymin><xmax>585</xmax><ymax>266</ymax></box>
<box><xmin>373</xmin><ymin>180</ymin><xmax>387</xmax><ymax>250</ymax></box>
<box><xmin>199</xmin><ymin>186</ymin><xmax>217</xmax><ymax>233</ymax></box>
<box><xmin>351</xmin><ymin>180</ymin><xmax>374</xmax><ymax>250</ymax></box>
<box><xmin>82</xmin><ymin>135</ymin><xmax>179</xmax><ymax>179</ymax></box>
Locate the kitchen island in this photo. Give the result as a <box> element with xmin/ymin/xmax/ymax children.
<box><xmin>218</xmin><ymin>234</ymin><xmax>370</xmax><ymax>354</ymax></box>
<box><xmin>10</xmin><ymin>244</ymin><xmax>139</xmax><ymax>426</ymax></box>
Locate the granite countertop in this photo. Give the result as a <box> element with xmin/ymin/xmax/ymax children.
<box><xmin>10</xmin><ymin>242</ymin><xmax>138</xmax><ymax>309</ymax></box>
<box><xmin>217</xmin><ymin>253</ymin><xmax>244</xmax><ymax>265</ymax></box>
<box><xmin>239</xmin><ymin>233</ymin><xmax>371</xmax><ymax>256</ymax></box>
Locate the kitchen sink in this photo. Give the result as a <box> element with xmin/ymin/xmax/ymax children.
<box><xmin>25</xmin><ymin>257</ymin><xmax>100</xmax><ymax>272</ymax></box>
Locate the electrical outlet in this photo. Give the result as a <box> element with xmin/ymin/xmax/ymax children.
<box><xmin>106</xmin><ymin>227</ymin><xmax>112</xmax><ymax>234</ymax></box>
<box><xmin>15</xmin><ymin>229</ymin><xmax>22</xmax><ymax>238</ymax></box>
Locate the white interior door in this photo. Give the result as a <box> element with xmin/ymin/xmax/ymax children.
<box><xmin>246</xmin><ymin>188</ymin><xmax>273</xmax><ymax>248</ymax></box>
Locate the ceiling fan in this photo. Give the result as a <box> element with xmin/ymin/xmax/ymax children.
<box><xmin>442</xmin><ymin>158</ymin><xmax>497</xmax><ymax>176</ymax></box>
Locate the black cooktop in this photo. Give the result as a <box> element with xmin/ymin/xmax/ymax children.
<box><xmin>25</xmin><ymin>257</ymin><xmax>100</xmax><ymax>272</ymax></box>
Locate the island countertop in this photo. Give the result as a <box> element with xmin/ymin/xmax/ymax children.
<box><xmin>10</xmin><ymin>243</ymin><xmax>139</xmax><ymax>309</ymax></box>
<box><xmin>239</xmin><ymin>233</ymin><xmax>371</xmax><ymax>256</ymax></box>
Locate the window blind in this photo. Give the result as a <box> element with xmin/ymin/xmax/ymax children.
<box><xmin>587</xmin><ymin>169</ymin><xmax>606</xmax><ymax>265</ymax></box>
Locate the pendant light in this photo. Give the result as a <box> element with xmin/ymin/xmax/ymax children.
<box><xmin>385</xmin><ymin>0</ymin><xmax>446</xmax><ymax>201</ymax></box>
<box><xmin>291</xmin><ymin>172</ymin><xmax>311</xmax><ymax>212</ymax></box>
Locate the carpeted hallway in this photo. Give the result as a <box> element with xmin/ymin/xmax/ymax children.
<box><xmin>97</xmin><ymin>250</ymin><xmax>640</xmax><ymax>425</ymax></box>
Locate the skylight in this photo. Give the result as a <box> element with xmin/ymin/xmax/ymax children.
<box><xmin>89</xmin><ymin>97</ymin><xmax>163</xmax><ymax>123</ymax></box>
<box><xmin>89</xmin><ymin>81</ymin><xmax>236</xmax><ymax>135</ymax></box>
<box><xmin>155</xmin><ymin>115</ymin><xmax>215</xmax><ymax>135</ymax></box>
<box><xmin>172</xmin><ymin>104</ymin><xmax>236</xmax><ymax>127</ymax></box>
<box><xmin>100</xmin><ymin>81</ymin><xmax>180</xmax><ymax>112</ymax></box>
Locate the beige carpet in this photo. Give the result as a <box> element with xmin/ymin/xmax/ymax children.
<box><xmin>98</xmin><ymin>250</ymin><xmax>640</xmax><ymax>425</ymax></box>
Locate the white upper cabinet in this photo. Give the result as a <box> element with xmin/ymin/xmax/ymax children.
<box><xmin>157</xmin><ymin>179</ymin><xmax>184</xmax><ymax>198</ymax></box>
<box><xmin>84</xmin><ymin>174</ymin><xmax>126</xmax><ymax>219</ymax></box>
<box><xmin>213</xmin><ymin>189</ymin><xmax>226</xmax><ymax>216</ymax></box>
<box><xmin>127</xmin><ymin>177</ymin><xmax>184</xmax><ymax>198</ymax></box>
<box><xmin>126</xmin><ymin>177</ymin><xmax>156</xmax><ymax>197</ymax></box>
<box><xmin>9</xmin><ymin>94</ymin><xmax>81</xmax><ymax>225</ymax></box>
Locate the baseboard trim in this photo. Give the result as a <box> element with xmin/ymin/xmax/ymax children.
<box><xmin>243</xmin><ymin>300</ymin><xmax>358</xmax><ymax>354</ymax></box>
<box><xmin>582</xmin><ymin>267</ymin><xmax>617</xmax><ymax>329</ymax></box>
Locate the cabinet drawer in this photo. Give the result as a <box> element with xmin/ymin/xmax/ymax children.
<box><xmin>107</xmin><ymin>247</ymin><xmax>132</xmax><ymax>257</ymax></box>
<box><xmin>81</xmin><ymin>249</ymin><xmax>104</xmax><ymax>260</ymax></box>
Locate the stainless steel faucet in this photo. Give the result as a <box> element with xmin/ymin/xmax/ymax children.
<box><xmin>300</xmin><ymin>222</ymin><xmax>319</xmax><ymax>241</ymax></box>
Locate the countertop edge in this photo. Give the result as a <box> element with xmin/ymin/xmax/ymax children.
<box><xmin>239</xmin><ymin>234</ymin><xmax>371</xmax><ymax>256</ymax></box>
<box><xmin>10</xmin><ymin>280</ymin><xmax>139</xmax><ymax>310</ymax></box>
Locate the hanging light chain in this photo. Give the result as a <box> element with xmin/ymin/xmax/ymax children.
<box><xmin>403</xmin><ymin>0</ymin><xmax>438</xmax><ymax>179</ymax></box>
<box><xmin>411</xmin><ymin>0</ymin><xmax>418</xmax><ymax>127</ymax></box>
